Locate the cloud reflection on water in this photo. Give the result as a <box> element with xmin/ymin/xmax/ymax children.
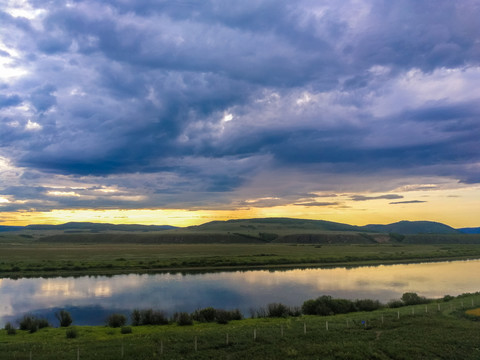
<box><xmin>1</xmin><ymin>260</ymin><xmax>479</xmax><ymax>326</ymax></box>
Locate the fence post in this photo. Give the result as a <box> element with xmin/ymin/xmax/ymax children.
<box><xmin>254</xmin><ymin>328</ymin><xmax>257</xmax><ymax>341</ymax></box>
<box><xmin>121</xmin><ymin>343</ymin><xmax>124</xmax><ymax>358</ymax></box>
<box><xmin>438</xmin><ymin>303</ymin><xmax>441</xmax><ymax>311</ymax></box>
<box><xmin>304</xmin><ymin>322</ymin><xmax>306</xmax><ymax>335</ymax></box>
<box><xmin>160</xmin><ymin>340</ymin><xmax>163</xmax><ymax>355</ymax></box>
<box><xmin>397</xmin><ymin>310</ymin><xmax>400</xmax><ymax>319</ymax></box>
<box><xmin>226</xmin><ymin>333</ymin><xmax>229</xmax><ymax>345</ymax></box>
<box><xmin>77</xmin><ymin>347</ymin><xmax>80</xmax><ymax>360</ymax></box>
<box><xmin>194</xmin><ymin>336</ymin><xmax>197</xmax><ymax>351</ymax></box>
<box><xmin>425</xmin><ymin>305</ymin><xmax>428</xmax><ymax>313</ymax></box>
<box><xmin>381</xmin><ymin>314</ymin><xmax>384</xmax><ymax>324</ymax></box>
<box><xmin>326</xmin><ymin>321</ymin><xmax>328</xmax><ymax>331</ymax></box>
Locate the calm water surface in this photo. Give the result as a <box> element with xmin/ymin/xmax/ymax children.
<box><xmin>1</xmin><ymin>259</ymin><xmax>480</xmax><ymax>326</ymax></box>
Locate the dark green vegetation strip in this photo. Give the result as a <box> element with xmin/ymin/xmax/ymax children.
<box><xmin>2</xmin><ymin>242</ymin><xmax>480</xmax><ymax>277</ymax></box>
<box><xmin>1</xmin><ymin>295</ymin><xmax>480</xmax><ymax>359</ymax></box>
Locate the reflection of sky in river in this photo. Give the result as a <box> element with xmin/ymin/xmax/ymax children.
<box><xmin>1</xmin><ymin>259</ymin><xmax>480</xmax><ymax>326</ymax></box>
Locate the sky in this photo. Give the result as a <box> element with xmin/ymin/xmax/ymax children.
<box><xmin>0</xmin><ymin>0</ymin><xmax>479</xmax><ymax>227</ymax></box>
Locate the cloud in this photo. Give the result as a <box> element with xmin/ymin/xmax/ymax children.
<box><xmin>350</xmin><ymin>194</ymin><xmax>403</xmax><ymax>202</ymax></box>
<box><xmin>294</xmin><ymin>202</ymin><xmax>339</xmax><ymax>207</ymax></box>
<box><xmin>390</xmin><ymin>200</ymin><xmax>427</xmax><ymax>205</ymax></box>
<box><xmin>0</xmin><ymin>0</ymin><xmax>479</xmax><ymax>216</ymax></box>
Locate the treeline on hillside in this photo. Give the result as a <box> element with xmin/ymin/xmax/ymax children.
<box><xmin>6</xmin><ymin>292</ymin><xmax>478</xmax><ymax>336</ymax></box>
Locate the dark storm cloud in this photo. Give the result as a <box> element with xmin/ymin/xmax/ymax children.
<box><xmin>1</xmin><ymin>0</ymin><xmax>480</xmax><ymax>211</ymax></box>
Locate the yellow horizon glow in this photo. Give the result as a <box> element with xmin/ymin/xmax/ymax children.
<box><xmin>1</xmin><ymin>186</ymin><xmax>478</xmax><ymax>228</ymax></box>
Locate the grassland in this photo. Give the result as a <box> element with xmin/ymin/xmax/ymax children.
<box><xmin>1</xmin><ymin>218</ymin><xmax>480</xmax><ymax>277</ymax></box>
<box><xmin>1</xmin><ymin>294</ymin><xmax>479</xmax><ymax>359</ymax></box>
<box><xmin>2</xmin><ymin>240</ymin><xmax>480</xmax><ymax>277</ymax></box>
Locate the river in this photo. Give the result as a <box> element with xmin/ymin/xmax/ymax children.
<box><xmin>1</xmin><ymin>259</ymin><xmax>479</xmax><ymax>326</ymax></box>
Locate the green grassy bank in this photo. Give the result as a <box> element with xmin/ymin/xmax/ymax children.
<box><xmin>1</xmin><ymin>295</ymin><xmax>479</xmax><ymax>359</ymax></box>
<box><xmin>2</xmin><ymin>243</ymin><xmax>480</xmax><ymax>277</ymax></box>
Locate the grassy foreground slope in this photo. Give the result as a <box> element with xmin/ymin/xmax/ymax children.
<box><xmin>1</xmin><ymin>295</ymin><xmax>479</xmax><ymax>359</ymax></box>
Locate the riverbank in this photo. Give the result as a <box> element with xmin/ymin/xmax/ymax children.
<box><xmin>1</xmin><ymin>294</ymin><xmax>479</xmax><ymax>359</ymax></box>
<box><xmin>2</xmin><ymin>243</ymin><xmax>480</xmax><ymax>278</ymax></box>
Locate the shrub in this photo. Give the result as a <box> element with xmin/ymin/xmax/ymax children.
<box><xmin>131</xmin><ymin>309</ymin><xmax>141</xmax><ymax>326</ymax></box>
<box><xmin>5</xmin><ymin>322</ymin><xmax>16</xmax><ymax>335</ymax></box>
<box><xmin>227</xmin><ymin>309</ymin><xmax>243</xmax><ymax>321</ymax></box>
<box><xmin>174</xmin><ymin>312</ymin><xmax>193</xmax><ymax>326</ymax></box>
<box><xmin>215</xmin><ymin>310</ymin><xmax>230</xmax><ymax>324</ymax></box>
<box><xmin>193</xmin><ymin>307</ymin><xmax>216</xmax><ymax>322</ymax></box>
<box><xmin>121</xmin><ymin>326</ymin><xmax>132</xmax><ymax>334</ymax></box>
<box><xmin>442</xmin><ymin>295</ymin><xmax>455</xmax><ymax>302</ymax></box>
<box><xmin>267</xmin><ymin>303</ymin><xmax>290</xmax><ymax>318</ymax></box>
<box><xmin>56</xmin><ymin>310</ymin><xmax>73</xmax><ymax>327</ymax></box>
<box><xmin>18</xmin><ymin>315</ymin><xmax>50</xmax><ymax>333</ymax></box>
<box><xmin>301</xmin><ymin>296</ymin><xmax>355</xmax><ymax>316</ymax></box>
<box><xmin>387</xmin><ymin>299</ymin><xmax>404</xmax><ymax>308</ymax></box>
<box><xmin>401</xmin><ymin>292</ymin><xmax>429</xmax><ymax>305</ymax></box>
<box><xmin>354</xmin><ymin>299</ymin><xmax>382</xmax><ymax>312</ymax></box>
<box><xmin>301</xmin><ymin>299</ymin><xmax>318</xmax><ymax>315</ymax></box>
<box><xmin>215</xmin><ymin>309</ymin><xmax>243</xmax><ymax>324</ymax></box>
<box><xmin>106</xmin><ymin>313</ymin><xmax>127</xmax><ymax>328</ymax></box>
<box><xmin>131</xmin><ymin>309</ymin><xmax>168</xmax><ymax>326</ymax></box>
<box><xmin>302</xmin><ymin>296</ymin><xmax>381</xmax><ymax>315</ymax></box>
<box><xmin>66</xmin><ymin>327</ymin><xmax>78</xmax><ymax>339</ymax></box>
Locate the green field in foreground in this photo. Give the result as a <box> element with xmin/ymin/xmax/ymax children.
<box><xmin>2</xmin><ymin>242</ymin><xmax>480</xmax><ymax>277</ymax></box>
<box><xmin>1</xmin><ymin>295</ymin><xmax>479</xmax><ymax>359</ymax></box>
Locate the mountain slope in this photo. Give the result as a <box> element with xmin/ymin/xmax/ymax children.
<box><xmin>25</xmin><ymin>222</ymin><xmax>176</xmax><ymax>232</ymax></box>
<box><xmin>189</xmin><ymin>217</ymin><xmax>364</xmax><ymax>233</ymax></box>
<box><xmin>362</xmin><ymin>221</ymin><xmax>460</xmax><ymax>234</ymax></box>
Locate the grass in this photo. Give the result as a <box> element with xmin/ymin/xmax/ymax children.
<box><xmin>2</xmin><ymin>242</ymin><xmax>480</xmax><ymax>277</ymax></box>
<box><xmin>1</xmin><ymin>295</ymin><xmax>479</xmax><ymax>359</ymax></box>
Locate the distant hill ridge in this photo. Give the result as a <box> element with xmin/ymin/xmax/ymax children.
<box><xmin>192</xmin><ymin>217</ymin><xmax>364</xmax><ymax>232</ymax></box>
<box><xmin>25</xmin><ymin>222</ymin><xmax>176</xmax><ymax>232</ymax></box>
<box><xmin>362</xmin><ymin>220</ymin><xmax>460</xmax><ymax>234</ymax></box>
<box><xmin>0</xmin><ymin>218</ymin><xmax>474</xmax><ymax>235</ymax></box>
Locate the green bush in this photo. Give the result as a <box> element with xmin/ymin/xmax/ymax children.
<box><xmin>387</xmin><ymin>299</ymin><xmax>404</xmax><ymax>308</ymax></box>
<box><xmin>18</xmin><ymin>315</ymin><xmax>50</xmax><ymax>333</ymax></box>
<box><xmin>4</xmin><ymin>322</ymin><xmax>16</xmax><ymax>335</ymax></box>
<box><xmin>267</xmin><ymin>303</ymin><xmax>290</xmax><ymax>317</ymax></box>
<box><xmin>401</xmin><ymin>292</ymin><xmax>429</xmax><ymax>305</ymax></box>
<box><xmin>215</xmin><ymin>309</ymin><xmax>243</xmax><ymax>324</ymax></box>
<box><xmin>106</xmin><ymin>313</ymin><xmax>127</xmax><ymax>328</ymax></box>
<box><xmin>354</xmin><ymin>299</ymin><xmax>382</xmax><ymax>312</ymax></box>
<box><xmin>66</xmin><ymin>327</ymin><xmax>78</xmax><ymax>339</ymax></box>
<box><xmin>121</xmin><ymin>326</ymin><xmax>132</xmax><ymax>334</ymax></box>
<box><xmin>193</xmin><ymin>307</ymin><xmax>216</xmax><ymax>322</ymax></box>
<box><xmin>131</xmin><ymin>309</ymin><xmax>168</xmax><ymax>326</ymax></box>
<box><xmin>56</xmin><ymin>310</ymin><xmax>73</xmax><ymax>327</ymax></box>
<box><xmin>174</xmin><ymin>312</ymin><xmax>193</xmax><ymax>326</ymax></box>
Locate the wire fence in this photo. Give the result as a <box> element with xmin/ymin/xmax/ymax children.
<box><xmin>3</xmin><ymin>296</ymin><xmax>479</xmax><ymax>360</ymax></box>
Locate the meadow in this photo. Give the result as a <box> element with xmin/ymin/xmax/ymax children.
<box><xmin>1</xmin><ymin>294</ymin><xmax>479</xmax><ymax>359</ymax></box>
<box><xmin>2</xmin><ymin>240</ymin><xmax>480</xmax><ymax>277</ymax></box>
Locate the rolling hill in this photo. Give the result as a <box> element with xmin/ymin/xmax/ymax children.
<box><xmin>362</xmin><ymin>220</ymin><xmax>460</xmax><ymax>234</ymax></box>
